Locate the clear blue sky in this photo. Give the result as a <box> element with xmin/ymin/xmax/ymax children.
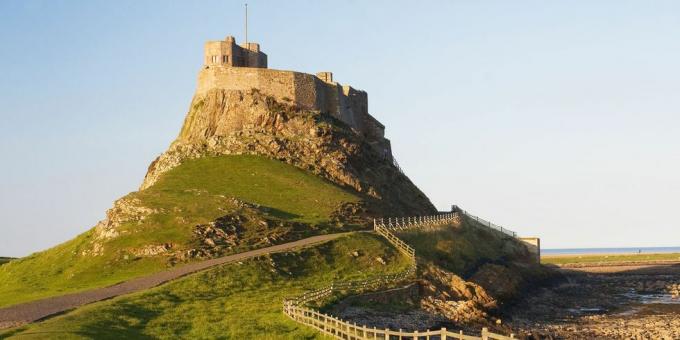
<box><xmin>1</xmin><ymin>1</ymin><xmax>679</xmax><ymax>257</ymax></box>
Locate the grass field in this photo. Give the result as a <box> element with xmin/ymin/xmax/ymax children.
<box><xmin>0</xmin><ymin>258</ymin><xmax>13</xmax><ymax>266</ymax></box>
<box><xmin>0</xmin><ymin>155</ymin><xmax>360</xmax><ymax>308</ymax></box>
<box><xmin>1</xmin><ymin>233</ymin><xmax>409</xmax><ymax>339</ymax></box>
<box><xmin>542</xmin><ymin>252</ymin><xmax>680</xmax><ymax>265</ymax></box>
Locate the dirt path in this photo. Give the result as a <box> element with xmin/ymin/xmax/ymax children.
<box><xmin>0</xmin><ymin>232</ymin><xmax>348</xmax><ymax>329</ymax></box>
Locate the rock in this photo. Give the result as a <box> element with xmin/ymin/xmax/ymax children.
<box><xmin>418</xmin><ymin>264</ymin><xmax>497</xmax><ymax>324</ymax></box>
<box><xmin>375</xmin><ymin>257</ymin><xmax>386</xmax><ymax>265</ymax></box>
<box><xmin>140</xmin><ymin>89</ymin><xmax>438</xmax><ymax>217</ymax></box>
<box><xmin>91</xmin><ymin>197</ymin><xmax>159</xmax><ymax>243</ymax></box>
<box><xmin>470</xmin><ymin>263</ymin><xmax>524</xmax><ymax>301</ymax></box>
<box><xmin>130</xmin><ymin>243</ymin><xmax>173</xmax><ymax>257</ymax></box>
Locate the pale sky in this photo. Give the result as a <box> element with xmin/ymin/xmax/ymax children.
<box><xmin>1</xmin><ymin>1</ymin><xmax>679</xmax><ymax>257</ymax></box>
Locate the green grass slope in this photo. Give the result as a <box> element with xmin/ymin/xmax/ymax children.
<box><xmin>0</xmin><ymin>155</ymin><xmax>359</xmax><ymax>308</ymax></box>
<box><xmin>397</xmin><ymin>216</ymin><xmax>531</xmax><ymax>277</ymax></box>
<box><xmin>0</xmin><ymin>258</ymin><xmax>13</xmax><ymax>266</ymax></box>
<box><xmin>1</xmin><ymin>233</ymin><xmax>409</xmax><ymax>339</ymax></box>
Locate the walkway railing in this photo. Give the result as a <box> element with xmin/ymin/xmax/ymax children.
<box><xmin>460</xmin><ymin>210</ymin><xmax>517</xmax><ymax>238</ymax></box>
<box><xmin>282</xmin><ymin>213</ymin><xmax>516</xmax><ymax>340</ymax></box>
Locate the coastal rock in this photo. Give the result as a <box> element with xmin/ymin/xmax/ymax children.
<box><xmin>418</xmin><ymin>264</ymin><xmax>497</xmax><ymax>324</ymax></box>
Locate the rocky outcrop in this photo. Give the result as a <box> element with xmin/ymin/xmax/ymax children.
<box><xmin>419</xmin><ymin>264</ymin><xmax>497</xmax><ymax>324</ymax></box>
<box><xmin>469</xmin><ymin>264</ymin><xmax>524</xmax><ymax>301</ymax></box>
<box><xmin>93</xmin><ymin>198</ymin><xmax>159</xmax><ymax>241</ymax></box>
<box><xmin>169</xmin><ymin>198</ymin><xmax>318</xmax><ymax>263</ymax></box>
<box><xmin>82</xmin><ymin>198</ymin><xmax>160</xmax><ymax>257</ymax></box>
<box><xmin>130</xmin><ymin>243</ymin><xmax>174</xmax><ymax>257</ymax></box>
<box><xmin>141</xmin><ymin>89</ymin><xmax>435</xmax><ymax>217</ymax></box>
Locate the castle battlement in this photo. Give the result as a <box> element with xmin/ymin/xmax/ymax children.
<box><xmin>204</xmin><ymin>36</ymin><xmax>268</xmax><ymax>68</ymax></box>
<box><xmin>198</xmin><ymin>36</ymin><xmax>391</xmax><ymax>159</ymax></box>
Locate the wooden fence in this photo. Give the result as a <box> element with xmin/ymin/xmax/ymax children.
<box><xmin>282</xmin><ymin>213</ymin><xmax>516</xmax><ymax>340</ymax></box>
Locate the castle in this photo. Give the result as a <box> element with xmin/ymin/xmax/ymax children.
<box><xmin>199</xmin><ymin>36</ymin><xmax>392</xmax><ymax>160</ymax></box>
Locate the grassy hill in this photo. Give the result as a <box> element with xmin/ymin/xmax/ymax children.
<box><xmin>1</xmin><ymin>233</ymin><xmax>409</xmax><ymax>339</ymax></box>
<box><xmin>0</xmin><ymin>155</ymin><xmax>359</xmax><ymax>308</ymax></box>
<box><xmin>0</xmin><ymin>218</ymin><xmax>547</xmax><ymax>339</ymax></box>
<box><xmin>0</xmin><ymin>258</ymin><xmax>13</xmax><ymax>266</ymax></box>
<box><xmin>397</xmin><ymin>216</ymin><xmax>531</xmax><ymax>277</ymax></box>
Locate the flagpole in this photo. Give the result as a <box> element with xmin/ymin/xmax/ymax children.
<box><xmin>245</xmin><ymin>3</ymin><xmax>248</xmax><ymax>46</ymax></box>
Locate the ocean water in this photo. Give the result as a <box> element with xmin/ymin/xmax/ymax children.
<box><xmin>542</xmin><ymin>246</ymin><xmax>680</xmax><ymax>255</ymax></box>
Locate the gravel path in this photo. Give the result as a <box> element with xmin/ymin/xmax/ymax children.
<box><xmin>0</xmin><ymin>232</ymin><xmax>347</xmax><ymax>329</ymax></box>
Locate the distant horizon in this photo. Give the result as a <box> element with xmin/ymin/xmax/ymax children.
<box><xmin>1</xmin><ymin>1</ymin><xmax>679</xmax><ymax>256</ymax></box>
<box><xmin>542</xmin><ymin>246</ymin><xmax>680</xmax><ymax>256</ymax></box>
<box><xmin>5</xmin><ymin>246</ymin><xmax>680</xmax><ymax>259</ymax></box>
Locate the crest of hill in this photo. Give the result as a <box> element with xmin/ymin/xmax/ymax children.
<box><xmin>0</xmin><ymin>36</ymin><xmax>434</xmax><ymax>308</ymax></box>
<box><xmin>143</xmin><ymin>35</ymin><xmax>436</xmax><ymax>216</ymax></box>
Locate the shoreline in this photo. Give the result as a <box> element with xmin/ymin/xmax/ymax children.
<box><xmin>552</xmin><ymin>261</ymin><xmax>680</xmax><ymax>274</ymax></box>
<box><xmin>542</xmin><ymin>251</ymin><xmax>680</xmax><ymax>258</ymax></box>
<box><xmin>541</xmin><ymin>252</ymin><xmax>680</xmax><ymax>267</ymax></box>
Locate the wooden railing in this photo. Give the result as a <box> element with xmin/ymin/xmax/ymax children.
<box><xmin>282</xmin><ymin>213</ymin><xmax>516</xmax><ymax>339</ymax></box>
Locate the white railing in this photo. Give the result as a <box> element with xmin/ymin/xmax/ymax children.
<box><xmin>282</xmin><ymin>213</ymin><xmax>516</xmax><ymax>339</ymax></box>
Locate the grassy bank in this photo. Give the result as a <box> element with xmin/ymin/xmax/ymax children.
<box><xmin>542</xmin><ymin>252</ymin><xmax>680</xmax><ymax>265</ymax></box>
<box><xmin>0</xmin><ymin>155</ymin><xmax>359</xmax><ymax>308</ymax></box>
<box><xmin>396</xmin><ymin>216</ymin><xmax>529</xmax><ymax>276</ymax></box>
<box><xmin>1</xmin><ymin>233</ymin><xmax>409</xmax><ymax>339</ymax></box>
<box><xmin>0</xmin><ymin>258</ymin><xmax>13</xmax><ymax>266</ymax></box>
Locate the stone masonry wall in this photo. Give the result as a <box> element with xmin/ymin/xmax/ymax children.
<box><xmin>196</xmin><ymin>66</ymin><xmax>389</xmax><ymax>157</ymax></box>
<box><xmin>519</xmin><ymin>237</ymin><xmax>541</xmax><ymax>263</ymax></box>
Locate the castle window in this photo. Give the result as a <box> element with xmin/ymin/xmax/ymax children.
<box><xmin>211</xmin><ymin>55</ymin><xmax>218</xmax><ymax>64</ymax></box>
<box><xmin>223</xmin><ymin>55</ymin><xmax>228</xmax><ymax>63</ymax></box>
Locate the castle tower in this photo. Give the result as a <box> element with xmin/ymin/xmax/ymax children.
<box><xmin>204</xmin><ymin>35</ymin><xmax>267</xmax><ymax>68</ymax></box>
<box><xmin>197</xmin><ymin>34</ymin><xmax>391</xmax><ymax>162</ymax></box>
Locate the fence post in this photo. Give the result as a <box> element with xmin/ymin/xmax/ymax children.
<box><xmin>283</xmin><ymin>212</ymin><xmax>517</xmax><ymax>340</ymax></box>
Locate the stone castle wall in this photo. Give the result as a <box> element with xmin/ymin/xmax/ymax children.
<box><xmin>204</xmin><ymin>37</ymin><xmax>267</xmax><ymax>68</ymax></box>
<box><xmin>196</xmin><ymin>65</ymin><xmax>390</xmax><ymax>158</ymax></box>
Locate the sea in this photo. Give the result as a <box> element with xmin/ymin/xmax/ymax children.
<box><xmin>542</xmin><ymin>246</ymin><xmax>680</xmax><ymax>255</ymax></box>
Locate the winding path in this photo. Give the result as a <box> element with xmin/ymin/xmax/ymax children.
<box><xmin>0</xmin><ymin>232</ymin><xmax>348</xmax><ymax>329</ymax></box>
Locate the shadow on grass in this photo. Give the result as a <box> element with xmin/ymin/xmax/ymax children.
<box><xmin>258</xmin><ymin>206</ymin><xmax>302</xmax><ymax>220</ymax></box>
<box><xmin>73</xmin><ymin>293</ymin><xmax>186</xmax><ymax>340</ymax></box>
